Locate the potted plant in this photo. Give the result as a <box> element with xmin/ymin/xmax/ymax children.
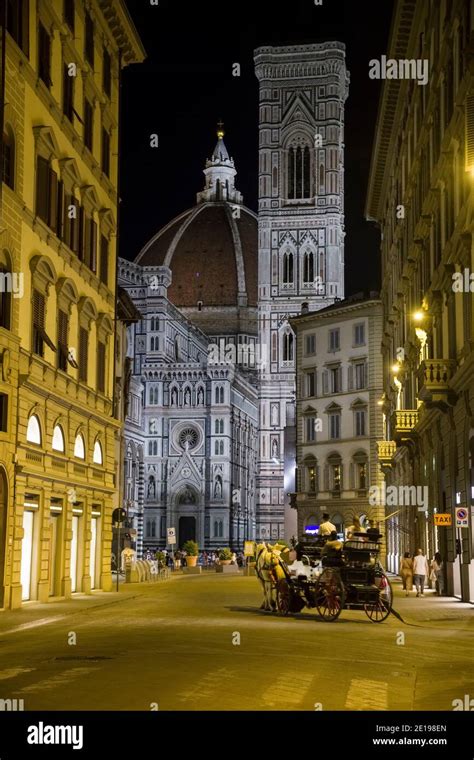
<box><xmin>218</xmin><ymin>547</ymin><xmax>233</xmax><ymax>565</ymax></box>
<box><xmin>155</xmin><ymin>551</ymin><xmax>166</xmax><ymax>569</ymax></box>
<box><xmin>182</xmin><ymin>540</ymin><xmax>199</xmax><ymax>567</ymax></box>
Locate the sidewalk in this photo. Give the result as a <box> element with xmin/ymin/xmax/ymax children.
<box><xmin>389</xmin><ymin>575</ymin><xmax>473</xmax><ymax>628</ymax></box>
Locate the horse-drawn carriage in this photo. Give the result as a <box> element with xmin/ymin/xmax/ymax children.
<box><xmin>256</xmin><ymin>532</ymin><xmax>392</xmax><ymax>623</ymax></box>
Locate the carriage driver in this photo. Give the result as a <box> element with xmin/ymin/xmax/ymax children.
<box><xmin>319</xmin><ymin>512</ymin><xmax>336</xmax><ymax>536</ymax></box>
<box><xmin>322</xmin><ymin>530</ymin><xmax>343</xmax><ymax>554</ymax></box>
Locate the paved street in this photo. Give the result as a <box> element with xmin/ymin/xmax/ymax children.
<box><xmin>0</xmin><ymin>573</ymin><xmax>472</xmax><ymax>711</ymax></box>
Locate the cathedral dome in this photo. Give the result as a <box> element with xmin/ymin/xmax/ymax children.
<box><xmin>135</xmin><ymin>127</ymin><xmax>258</xmax><ymax>335</ymax></box>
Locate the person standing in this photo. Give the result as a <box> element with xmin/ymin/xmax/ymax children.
<box><xmin>430</xmin><ymin>552</ymin><xmax>444</xmax><ymax>596</ymax></box>
<box><xmin>319</xmin><ymin>512</ymin><xmax>336</xmax><ymax>536</ymax></box>
<box><xmin>399</xmin><ymin>552</ymin><xmax>414</xmax><ymax>596</ymax></box>
<box><xmin>413</xmin><ymin>549</ymin><xmax>430</xmax><ymax>597</ymax></box>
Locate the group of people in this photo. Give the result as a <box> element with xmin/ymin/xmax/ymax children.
<box><xmin>400</xmin><ymin>549</ymin><xmax>444</xmax><ymax>597</ymax></box>
<box><xmin>318</xmin><ymin>512</ymin><xmax>380</xmax><ymax>554</ymax></box>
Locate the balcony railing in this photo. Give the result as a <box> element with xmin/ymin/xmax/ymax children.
<box><xmin>417</xmin><ymin>359</ymin><xmax>457</xmax><ymax>409</ymax></box>
<box><xmin>391</xmin><ymin>410</ymin><xmax>419</xmax><ymax>445</ymax></box>
<box><xmin>377</xmin><ymin>441</ymin><xmax>396</xmax><ymax>469</ymax></box>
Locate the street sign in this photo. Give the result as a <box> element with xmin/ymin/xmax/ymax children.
<box><xmin>167</xmin><ymin>527</ymin><xmax>176</xmax><ymax>545</ymax></box>
<box><xmin>112</xmin><ymin>507</ymin><xmax>127</xmax><ymax>525</ymax></box>
<box><xmin>434</xmin><ymin>513</ymin><xmax>452</xmax><ymax>527</ymax></box>
<box><xmin>455</xmin><ymin>507</ymin><xmax>468</xmax><ymax>528</ymax></box>
<box><xmin>244</xmin><ymin>540</ymin><xmax>254</xmax><ymax>557</ymax></box>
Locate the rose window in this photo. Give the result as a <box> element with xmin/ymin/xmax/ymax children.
<box><xmin>178</xmin><ymin>428</ymin><xmax>199</xmax><ymax>450</ymax></box>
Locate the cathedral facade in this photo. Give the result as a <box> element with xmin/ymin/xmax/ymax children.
<box><xmin>119</xmin><ymin>130</ymin><xmax>258</xmax><ymax>553</ymax></box>
<box><xmin>254</xmin><ymin>44</ymin><xmax>349</xmax><ymax>541</ymax></box>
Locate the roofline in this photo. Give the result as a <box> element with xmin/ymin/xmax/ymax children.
<box><xmin>289</xmin><ymin>298</ymin><xmax>382</xmax><ymax>327</ymax></box>
<box><xmin>99</xmin><ymin>0</ymin><xmax>147</xmax><ymax>65</ymax></box>
<box><xmin>364</xmin><ymin>0</ymin><xmax>419</xmax><ymax>222</ymax></box>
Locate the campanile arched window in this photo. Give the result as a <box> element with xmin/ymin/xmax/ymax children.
<box><xmin>303</xmin><ymin>251</ymin><xmax>314</xmax><ymax>284</ymax></box>
<box><xmin>287</xmin><ymin>138</ymin><xmax>311</xmax><ymax>200</ymax></box>
<box><xmin>282</xmin><ymin>252</ymin><xmax>294</xmax><ymax>284</ymax></box>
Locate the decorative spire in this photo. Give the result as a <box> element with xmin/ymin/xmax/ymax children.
<box><xmin>197</xmin><ymin>122</ymin><xmax>243</xmax><ymax>205</ymax></box>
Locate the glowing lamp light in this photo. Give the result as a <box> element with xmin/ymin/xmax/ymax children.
<box><xmin>413</xmin><ymin>311</ymin><xmax>424</xmax><ymax>323</ymax></box>
<box><xmin>392</xmin><ymin>364</ymin><xmax>400</xmax><ymax>374</ymax></box>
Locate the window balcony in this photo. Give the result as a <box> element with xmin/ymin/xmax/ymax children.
<box><xmin>390</xmin><ymin>410</ymin><xmax>419</xmax><ymax>445</ymax></box>
<box><xmin>417</xmin><ymin>359</ymin><xmax>457</xmax><ymax>410</ymax></box>
<box><xmin>377</xmin><ymin>440</ymin><xmax>396</xmax><ymax>471</ymax></box>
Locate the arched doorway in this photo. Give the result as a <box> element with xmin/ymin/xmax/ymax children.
<box><xmin>0</xmin><ymin>469</ymin><xmax>7</xmax><ymax>608</ymax></box>
<box><xmin>177</xmin><ymin>485</ymin><xmax>198</xmax><ymax>547</ymax></box>
<box><xmin>179</xmin><ymin>517</ymin><xmax>196</xmax><ymax>547</ymax></box>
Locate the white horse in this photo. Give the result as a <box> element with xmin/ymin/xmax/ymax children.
<box><xmin>254</xmin><ymin>542</ymin><xmax>288</xmax><ymax>611</ymax></box>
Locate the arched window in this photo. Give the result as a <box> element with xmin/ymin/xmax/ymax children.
<box><xmin>283</xmin><ymin>252</ymin><xmax>294</xmax><ymax>284</ymax></box>
<box><xmin>303</xmin><ymin>251</ymin><xmax>314</xmax><ymax>284</ymax></box>
<box><xmin>283</xmin><ymin>332</ymin><xmax>294</xmax><ymax>362</ymax></box>
<box><xmin>218</xmin><ymin>520</ymin><xmax>223</xmax><ymax>538</ymax></box>
<box><xmin>2</xmin><ymin>126</ymin><xmax>15</xmax><ymax>189</ymax></box>
<box><xmin>26</xmin><ymin>415</ymin><xmax>42</xmax><ymax>445</ymax></box>
<box><xmin>93</xmin><ymin>440</ymin><xmax>103</xmax><ymax>464</ymax></box>
<box><xmin>215</xmin><ymin>440</ymin><xmax>219</xmax><ymax>455</ymax></box>
<box><xmin>215</xmin><ymin>419</ymin><xmax>219</xmax><ymax>434</ymax></box>
<box><xmin>271</xmin><ymin>332</ymin><xmax>278</xmax><ymax>362</ymax></box>
<box><xmin>0</xmin><ymin>251</ymin><xmax>12</xmax><ymax>330</ymax></box>
<box><xmin>287</xmin><ymin>140</ymin><xmax>311</xmax><ymax>199</ymax></box>
<box><xmin>153</xmin><ymin>388</ymin><xmax>158</xmax><ymax>405</ymax></box>
<box><xmin>52</xmin><ymin>424</ymin><xmax>65</xmax><ymax>452</ymax></box>
<box><xmin>74</xmin><ymin>433</ymin><xmax>85</xmax><ymax>459</ymax></box>
<box><xmin>174</xmin><ymin>335</ymin><xmax>180</xmax><ymax>361</ymax></box>
<box><xmin>219</xmin><ymin>441</ymin><xmax>224</xmax><ymax>455</ymax></box>
<box><xmin>219</xmin><ymin>419</ymin><xmax>224</xmax><ymax>433</ymax></box>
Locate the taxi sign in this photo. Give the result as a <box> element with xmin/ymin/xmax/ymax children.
<box><xmin>244</xmin><ymin>540</ymin><xmax>255</xmax><ymax>557</ymax></box>
<box><xmin>455</xmin><ymin>507</ymin><xmax>468</xmax><ymax>528</ymax></box>
<box><xmin>434</xmin><ymin>513</ymin><xmax>452</xmax><ymax>527</ymax></box>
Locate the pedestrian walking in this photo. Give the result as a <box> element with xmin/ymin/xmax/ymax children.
<box><xmin>399</xmin><ymin>551</ymin><xmax>414</xmax><ymax>596</ymax></box>
<box><xmin>413</xmin><ymin>548</ymin><xmax>430</xmax><ymax>596</ymax></box>
<box><xmin>430</xmin><ymin>552</ymin><xmax>444</xmax><ymax>596</ymax></box>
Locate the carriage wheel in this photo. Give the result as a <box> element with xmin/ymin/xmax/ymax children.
<box><xmin>276</xmin><ymin>578</ymin><xmax>292</xmax><ymax>615</ymax></box>
<box><xmin>315</xmin><ymin>568</ymin><xmax>344</xmax><ymax>622</ymax></box>
<box><xmin>364</xmin><ymin>573</ymin><xmax>392</xmax><ymax>622</ymax></box>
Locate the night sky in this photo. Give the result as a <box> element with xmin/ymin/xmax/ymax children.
<box><xmin>120</xmin><ymin>0</ymin><xmax>395</xmax><ymax>295</ymax></box>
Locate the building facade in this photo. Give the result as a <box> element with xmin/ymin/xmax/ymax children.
<box><xmin>291</xmin><ymin>295</ymin><xmax>385</xmax><ymax>548</ymax></box>
<box><xmin>366</xmin><ymin>0</ymin><xmax>474</xmax><ymax>600</ymax></box>
<box><xmin>0</xmin><ymin>0</ymin><xmax>144</xmax><ymax>608</ymax></box>
<box><xmin>119</xmin><ymin>131</ymin><xmax>258</xmax><ymax>554</ymax></box>
<box><xmin>254</xmin><ymin>44</ymin><xmax>349</xmax><ymax>542</ymax></box>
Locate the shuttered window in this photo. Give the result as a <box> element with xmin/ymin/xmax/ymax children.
<box><xmin>56</xmin><ymin>180</ymin><xmax>64</xmax><ymax>239</ymax></box>
<box><xmin>101</xmin><ymin>128</ymin><xmax>110</xmax><ymax>176</ymax></box>
<box><xmin>465</xmin><ymin>95</ymin><xmax>474</xmax><ymax>171</ymax></box>
<box><xmin>32</xmin><ymin>290</ymin><xmax>45</xmax><ymax>356</ymax></box>
<box><xmin>78</xmin><ymin>326</ymin><xmax>88</xmax><ymax>382</ymax></box>
<box><xmin>99</xmin><ymin>235</ymin><xmax>109</xmax><ymax>286</ymax></box>
<box><xmin>97</xmin><ymin>341</ymin><xmax>106</xmax><ymax>393</ymax></box>
<box><xmin>38</xmin><ymin>23</ymin><xmax>52</xmax><ymax>87</ymax></box>
<box><xmin>103</xmin><ymin>48</ymin><xmax>111</xmax><ymax>97</ymax></box>
<box><xmin>57</xmin><ymin>309</ymin><xmax>68</xmax><ymax>371</ymax></box>
<box><xmin>84</xmin><ymin>11</ymin><xmax>94</xmax><ymax>66</ymax></box>
<box><xmin>36</xmin><ymin>156</ymin><xmax>49</xmax><ymax>223</ymax></box>
<box><xmin>64</xmin><ymin>0</ymin><xmax>74</xmax><ymax>31</ymax></box>
<box><xmin>48</xmin><ymin>166</ymin><xmax>58</xmax><ymax>233</ymax></box>
<box><xmin>89</xmin><ymin>219</ymin><xmax>97</xmax><ymax>273</ymax></box>
<box><xmin>78</xmin><ymin>207</ymin><xmax>85</xmax><ymax>261</ymax></box>
<box><xmin>6</xmin><ymin>0</ymin><xmax>30</xmax><ymax>56</ymax></box>
<box><xmin>63</xmin><ymin>63</ymin><xmax>74</xmax><ymax>121</ymax></box>
<box><xmin>84</xmin><ymin>99</ymin><xmax>93</xmax><ymax>151</ymax></box>
<box><xmin>0</xmin><ymin>267</ymin><xmax>11</xmax><ymax>330</ymax></box>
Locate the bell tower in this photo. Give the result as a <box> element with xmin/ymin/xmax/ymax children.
<box><xmin>254</xmin><ymin>43</ymin><xmax>349</xmax><ymax>541</ymax></box>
